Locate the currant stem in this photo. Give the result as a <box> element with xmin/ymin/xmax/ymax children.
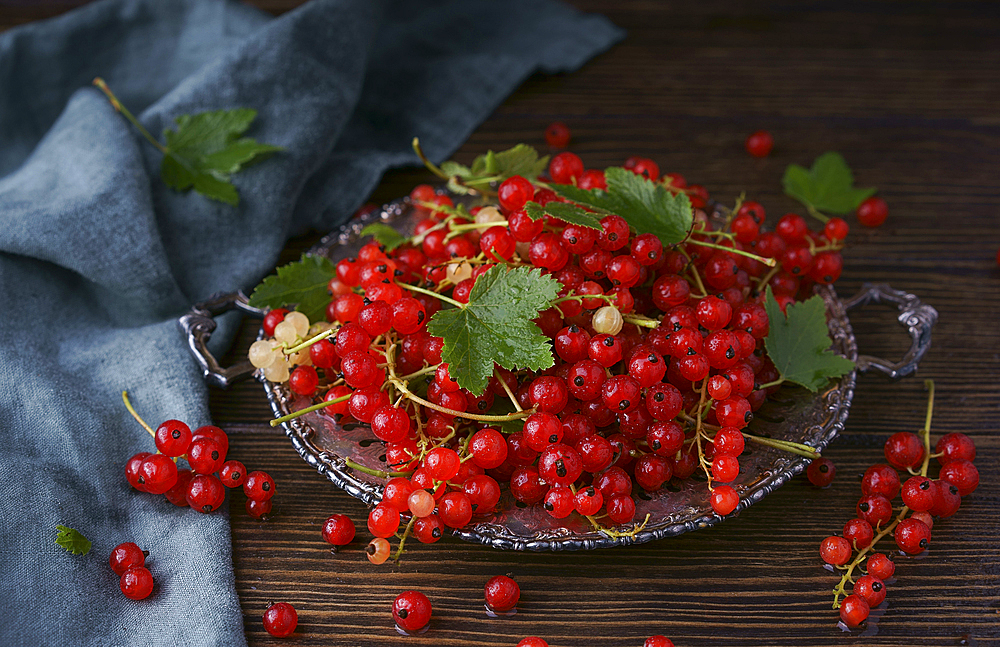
<box><xmin>399</xmin><ymin>282</ymin><xmax>464</xmax><ymax>308</ymax></box>
<box><xmin>268</xmin><ymin>393</ymin><xmax>351</xmax><ymax>427</ymax></box>
<box><xmin>121</xmin><ymin>390</ymin><xmax>156</xmax><ymax>438</ymax></box>
<box><xmin>393</xmin><ymin>515</ymin><xmax>417</xmax><ymax>563</ymax></box>
<box><xmin>390</xmin><ymin>379</ymin><xmax>534</xmax><ymax>423</ymax></box>
<box><xmin>741</xmin><ymin>432</ymin><xmax>819</xmax><ymax>458</ymax></box>
<box><xmin>806</xmin><ymin>205</ymin><xmax>830</xmax><ymax>224</ymax></box>
<box><xmin>621</xmin><ymin>314</ymin><xmax>660</xmax><ymax>329</ymax></box>
<box><xmin>495</xmin><ymin>373</ymin><xmax>523</xmax><ymax>413</ymax></box>
<box><xmin>678</xmin><ymin>248</ymin><xmax>708</xmax><ymax>297</ymax></box>
<box><xmin>343</xmin><ymin>457</ymin><xmax>413</xmax><ymax>479</ymax></box>
<box><xmin>754</xmin><ymin>265</ymin><xmax>781</xmax><ymax>291</ymax></box>
<box><xmin>411</xmin><ymin>138</ymin><xmax>449</xmax><ymax>181</ymax></box>
<box><xmin>756</xmin><ymin>378</ymin><xmax>785</xmax><ymax>391</ymax></box>
<box><xmin>93</xmin><ymin>79</ymin><xmax>167</xmax><ymax>154</ymax></box>
<box><xmin>687</xmin><ymin>238</ymin><xmax>777</xmax><ymax>267</ymax></box>
<box><xmin>283</xmin><ymin>327</ymin><xmax>336</xmax><ymax>355</ymax></box>
<box><xmin>397</xmin><ymin>363</ymin><xmax>441</xmax><ymax>382</ymax></box>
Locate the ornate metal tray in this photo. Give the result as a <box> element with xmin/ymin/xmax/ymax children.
<box><xmin>181</xmin><ymin>196</ymin><xmax>937</xmax><ymax>551</ymax></box>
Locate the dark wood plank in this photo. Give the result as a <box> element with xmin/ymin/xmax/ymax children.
<box><xmin>4</xmin><ymin>1</ymin><xmax>1000</xmax><ymax>645</ymax></box>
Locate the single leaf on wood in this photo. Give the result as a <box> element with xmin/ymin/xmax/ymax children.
<box><xmin>782</xmin><ymin>151</ymin><xmax>876</xmax><ymax>216</ymax></box>
<box><xmin>247</xmin><ymin>255</ymin><xmax>335</xmax><ymax>322</ymax></box>
<box><xmin>426</xmin><ymin>265</ymin><xmax>560</xmax><ymax>396</ymax></box>
<box><xmin>763</xmin><ymin>286</ymin><xmax>855</xmax><ymax>392</ymax></box>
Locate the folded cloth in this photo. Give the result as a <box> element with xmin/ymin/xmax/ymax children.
<box><xmin>0</xmin><ymin>0</ymin><xmax>622</xmax><ymax>645</ymax></box>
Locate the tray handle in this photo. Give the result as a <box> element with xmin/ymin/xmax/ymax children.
<box><xmin>842</xmin><ymin>283</ymin><xmax>938</xmax><ymax>379</ymax></box>
<box><xmin>178</xmin><ymin>291</ymin><xmax>264</xmax><ymax>389</ymax></box>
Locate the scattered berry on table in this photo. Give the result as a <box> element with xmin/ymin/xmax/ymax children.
<box><xmin>856</xmin><ymin>196</ymin><xmax>888</xmax><ymax>227</ymax></box>
<box><xmin>745</xmin><ymin>130</ymin><xmax>774</xmax><ymax>158</ymax></box>
<box><xmin>393</xmin><ymin>590</ymin><xmax>432</xmax><ymax>633</ymax></box>
<box><xmin>545</xmin><ymin>122</ymin><xmax>571</xmax><ymax>148</ymax></box>
<box><xmin>263</xmin><ymin>602</ymin><xmax>298</xmax><ymax>638</ymax></box>
<box><xmin>484</xmin><ymin>575</ymin><xmax>520</xmax><ymax>613</ymax></box>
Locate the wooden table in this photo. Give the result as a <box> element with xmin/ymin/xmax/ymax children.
<box><xmin>6</xmin><ymin>2</ymin><xmax>999</xmax><ymax>645</ymax></box>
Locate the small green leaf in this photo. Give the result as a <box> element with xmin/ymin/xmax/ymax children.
<box><xmin>763</xmin><ymin>286</ymin><xmax>855</xmax><ymax>391</ymax></box>
<box><xmin>524</xmin><ymin>201</ymin><xmax>603</xmax><ymax>230</ymax></box>
<box><xmin>160</xmin><ymin>108</ymin><xmax>283</xmax><ymax>206</ymax></box>
<box><xmin>247</xmin><ymin>255</ymin><xmax>336</xmax><ymax>323</ymax></box>
<box><xmin>491</xmin><ymin>144</ymin><xmax>549</xmax><ymax>180</ymax></box>
<box><xmin>782</xmin><ymin>151</ymin><xmax>876</xmax><ymax>216</ymax></box>
<box><xmin>426</xmin><ymin>265</ymin><xmax>560</xmax><ymax>396</ymax></box>
<box><xmin>603</xmin><ymin>167</ymin><xmax>693</xmax><ymax>244</ymax></box>
<box><xmin>359</xmin><ymin>223</ymin><xmax>406</xmax><ymax>251</ymax></box>
<box><xmin>440</xmin><ymin>161</ymin><xmax>471</xmax><ymax>178</ymax></box>
<box><xmin>55</xmin><ymin>525</ymin><xmax>91</xmax><ymax>556</ymax></box>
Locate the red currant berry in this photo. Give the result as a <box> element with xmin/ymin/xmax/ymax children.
<box><xmin>358</xmin><ymin>299</ymin><xmax>393</xmax><ymax>337</ymax></box>
<box><xmin>463</xmin><ymin>475</ymin><xmax>501</xmax><ymax>514</ymax></box>
<box><xmin>745</xmin><ymin>130</ymin><xmax>773</xmax><ymax>158</ymax></box>
<box><xmin>839</xmin><ymin>594</ymin><xmax>870</xmax><ymax>628</ymax></box>
<box><xmin>901</xmin><ymin>476</ymin><xmax>937</xmax><ymax>512</ymax></box>
<box><xmin>856</xmin><ymin>493</ymin><xmax>893</xmax><ymax>528</ymax></box>
<box><xmin>601</xmin><ymin>374</ymin><xmax>641</xmax><ymax>413</ymax></box>
<box><xmin>545</xmin><ymin>122</ymin><xmax>570</xmax><ymax>148</ymax></box>
<box><xmin>538</xmin><ymin>444</ymin><xmax>584</xmax><ymax>487</ymax></box>
<box><xmin>186</xmin><ymin>474</ymin><xmax>225</xmax><ymax>513</ymax></box>
<box><xmin>438</xmin><ymin>491</ymin><xmax>474</xmax><ymax>528</ymax></box>
<box><xmin>414</xmin><ymin>514</ymin><xmax>445</xmax><ymax>544</ymax></box>
<box><xmin>528</xmin><ymin>376</ymin><xmax>569</xmax><ymax>414</ymax></box>
<box><xmin>820</xmin><ymin>536</ymin><xmax>852</xmax><ymax>565</ymax></box>
<box><xmin>696</xmin><ymin>296</ymin><xmax>732</xmax><ymax>331</ymax></box>
<box><xmin>843</xmin><ymin>518</ymin><xmax>874</xmax><ymax>550</ymax></box>
<box><xmin>713</xmin><ymin>427</ymin><xmax>745</xmax><ymax>457</ymax></box>
<box><xmin>646</xmin><ymin>383</ymin><xmax>683</xmax><ymax>421</ymax></box>
<box><xmin>588</xmin><ymin>334</ymin><xmax>623</xmax><ymax>368</ymax></box>
<box><xmin>262</xmin><ymin>308</ymin><xmax>289</xmax><ymax>336</ymax></box>
<box><xmin>263</xmin><ymin>602</ymin><xmax>298</xmax><ymax>637</ymax></box>
<box><xmin>516</xmin><ymin>638</ymin><xmax>549</xmax><ymax>647</ymax></box>
<box><xmin>853</xmin><ymin>574</ymin><xmax>886</xmax><ymax>608</ymax></box>
<box><xmin>509</xmin><ymin>467</ymin><xmax>547</xmax><ymax>504</ymax></box>
<box><xmin>861</xmin><ymin>464</ymin><xmax>900</xmax><ymax>499</ymax></box>
<box><xmin>549</xmin><ymin>152</ymin><xmax>584</xmax><ymax>184</ymax></box>
<box><xmin>711</xmin><ymin>454</ymin><xmax>740</xmax><ymax>483</ymax></box>
<box><xmin>644</xmin><ymin>637</ymin><xmax>676</xmax><ymax>647</ymax></box>
<box><xmin>187</xmin><ymin>436</ymin><xmax>226</xmax><ymax>475</ymax></box>
<box><xmin>138</xmin><ymin>454</ymin><xmax>179</xmax><ymax>495</ymax></box>
<box><xmin>469</xmin><ymin>428</ymin><xmax>508</xmax><ymax>469</ymax></box>
<box><xmin>866</xmin><ymin>553</ymin><xmax>895</xmax><ymax>581</ymax></box>
<box><xmin>246</xmin><ymin>497</ymin><xmax>273</xmax><ymax>520</ymax></box>
<box><xmin>939</xmin><ymin>459</ymin><xmax>979</xmax><ymax>496</ymax></box>
<box><xmin>120</xmin><ymin>566</ymin><xmax>154</xmax><ymax>600</ymax></box>
<box><xmin>895</xmin><ymin>518</ymin><xmax>931</xmax><ymax>554</ymax></box>
<box><xmin>244</xmin><ymin>470</ymin><xmax>276</xmax><ymax>502</ymax></box>
<box><xmin>484</xmin><ymin>575</ymin><xmax>520</xmax><ymax>612</ymax></box>
<box><xmin>597</xmin><ymin>215</ymin><xmax>630</xmax><ymax>251</ymax></box>
<box><xmin>824</xmin><ymin>217</ymin><xmax>849</xmax><ymax>242</ymax></box>
<box><xmin>368</xmin><ymin>503</ymin><xmax>401</xmax><ymax>538</ymax></box>
<box><xmin>370</xmin><ymin>405</ymin><xmax>412</xmax><ymax>443</ymax></box>
<box><xmin>543</xmin><ymin>486</ymin><xmax>576</xmax><ymax>519</ymax></box>
<box><xmin>164</xmin><ymin>469</ymin><xmax>194</xmax><ymax>507</ymax></box>
<box><xmin>935</xmin><ymin>432</ymin><xmax>976</xmax><ymax>464</ymax></box>
<box><xmin>154</xmin><ymin>420</ymin><xmax>192</xmax><ymax>457</ymax></box>
<box><xmin>710</xmin><ymin>485</ymin><xmax>739</xmax><ymax>516</ymax></box>
<box><xmin>806</xmin><ymin>457</ymin><xmax>836</xmax><ymax>487</ymax></box>
<box><xmin>928</xmin><ymin>480</ymin><xmax>961</xmax><ymax>518</ymax></box>
<box><xmin>125</xmin><ymin>452</ymin><xmax>151</xmax><ymax>492</ymax></box>
<box><xmin>528</xmin><ymin>232</ymin><xmax>570</xmax><ymax>271</ymax></box>
<box><xmin>219</xmin><ymin>460</ymin><xmax>246</xmax><ymax>488</ymax></box>
<box><xmin>857</xmin><ymin>196</ymin><xmax>888</xmax><ymax>227</ymax></box>
<box><xmin>715</xmin><ymin>397</ymin><xmax>752</xmax><ymax>429</ymax></box>
<box><xmin>630</xmin><ymin>233</ymin><xmax>663</xmax><ymax>266</ymax></box>
<box><xmin>606</xmin><ymin>492</ymin><xmax>636</xmax><ymax>524</ymax></box>
<box><xmin>498</xmin><ymin>176</ymin><xmax>535</xmax><ymax>212</ymax></box>
<box><xmin>109</xmin><ymin>542</ymin><xmax>146</xmax><ymax>576</ymax></box>
<box><xmin>321</xmin><ymin>514</ymin><xmax>355</xmax><ymax>546</ymax></box>
<box><xmin>393</xmin><ymin>590</ymin><xmax>432</xmax><ymax>633</ymax></box>
<box><xmin>635</xmin><ymin>454</ymin><xmax>673</xmax><ymax>491</ymax></box>
<box><xmin>884</xmin><ymin>431</ymin><xmax>924</xmax><ymax>470</ymax></box>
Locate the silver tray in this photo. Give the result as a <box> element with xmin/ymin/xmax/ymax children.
<box><xmin>181</xmin><ymin>196</ymin><xmax>937</xmax><ymax>551</ymax></box>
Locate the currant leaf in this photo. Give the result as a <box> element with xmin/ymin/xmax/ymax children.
<box><xmin>447</xmin><ymin>144</ymin><xmax>549</xmax><ymax>192</ymax></box>
<box><xmin>763</xmin><ymin>286</ymin><xmax>855</xmax><ymax>392</ymax></box>
<box><xmin>359</xmin><ymin>223</ymin><xmax>406</xmax><ymax>252</ymax></box>
<box><xmin>547</xmin><ymin>168</ymin><xmax>694</xmax><ymax>244</ymax></box>
<box><xmin>247</xmin><ymin>254</ymin><xmax>336</xmax><ymax>323</ymax></box>
<box><xmin>161</xmin><ymin>109</ymin><xmax>283</xmax><ymax>206</ymax></box>
<box><xmin>524</xmin><ymin>201</ymin><xmax>602</xmax><ymax>230</ymax></box>
<box><xmin>55</xmin><ymin>525</ymin><xmax>92</xmax><ymax>556</ymax></box>
<box><xmin>487</xmin><ymin>399</ymin><xmax>526</xmax><ymax>434</ymax></box>
<box><xmin>782</xmin><ymin>151</ymin><xmax>876</xmax><ymax>216</ymax></box>
<box><xmin>425</xmin><ymin>265</ymin><xmax>560</xmax><ymax>396</ymax></box>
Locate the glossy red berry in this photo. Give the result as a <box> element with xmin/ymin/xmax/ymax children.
<box><xmin>866</xmin><ymin>553</ymin><xmax>895</xmax><ymax>581</ymax></box>
<box><xmin>138</xmin><ymin>454</ymin><xmax>179</xmax><ymax>495</ymax></box>
<box><xmin>820</xmin><ymin>536</ymin><xmax>852</xmax><ymax>565</ymax></box>
<box><xmin>861</xmin><ymin>464</ymin><xmax>900</xmax><ymax>499</ymax></box>
<box><xmin>839</xmin><ymin>594</ymin><xmax>870</xmax><ymax>628</ymax></box>
<box><xmin>219</xmin><ymin>460</ymin><xmax>247</xmax><ymax>488</ymax></box>
<box><xmin>901</xmin><ymin>476</ymin><xmax>937</xmax><ymax>512</ymax></box>
<box><xmin>498</xmin><ymin>176</ymin><xmax>535</xmax><ymax>212</ymax></box>
<box><xmin>246</xmin><ymin>497</ymin><xmax>273</xmax><ymax>520</ymax></box>
<box><xmin>549</xmin><ymin>152</ymin><xmax>584</xmax><ymax>184</ymax></box>
<box><xmin>438</xmin><ymin>491</ymin><xmax>473</xmax><ymax>528</ymax></box>
<box><xmin>644</xmin><ymin>637</ymin><xmax>676</xmax><ymax>647</ymax></box>
<box><xmin>120</xmin><ymin>566</ymin><xmax>154</xmax><ymax>600</ymax></box>
<box><xmin>186</xmin><ymin>474</ymin><xmax>226</xmax><ymax>513</ymax></box>
<box><xmin>109</xmin><ymin>542</ymin><xmax>146</xmax><ymax>576</ymax></box>
<box><xmin>842</xmin><ymin>518</ymin><xmax>874</xmax><ymax>550</ymax></box>
<box><xmin>413</xmin><ymin>514</ymin><xmax>445</xmax><ymax>544</ymax></box>
<box><xmin>856</xmin><ymin>493</ymin><xmax>893</xmax><ymax>528</ymax></box>
<box><xmin>516</xmin><ymin>638</ymin><xmax>549</xmax><ymax>647</ymax></box>
<box><xmin>745</xmin><ymin>130</ymin><xmax>773</xmax><ymax>157</ymax></box>
<box><xmin>125</xmin><ymin>452</ymin><xmax>152</xmax><ymax>492</ymax></box>
<box><xmin>393</xmin><ymin>590</ymin><xmax>432</xmax><ymax>633</ymax></box>
<box><xmin>853</xmin><ymin>575</ymin><xmax>886</xmax><ymax>608</ymax></box>
<box><xmin>824</xmin><ymin>217</ymin><xmax>849</xmax><ymax>242</ymax></box>
<box><xmin>187</xmin><ymin>436</ymin><xmax>225</xmax><ymax>475</ymax></box>
<box><xmin>939</xmin><ymin>459</ymin><xmax>979</xmax><ymax>496</ymax></box>
<box><xmin>484</xmin><ymin>575</ymin><xmax>520</xmax><ymax>613</ymax></box>
<box><xmin>710</xmin><ymin>485</ymin><xmax>739</xmax><ymax>516</ymax></box>
<box><xmin>895</xmin><ymin>518</ymin><xmax>931</xmax><ymax>554</ymax></box>
<box><xmin>154</xmin><ymin>420</ymin><xmax>192</xmax><ymax>457</ymax></box>
<box><xmin>935</xmin><ymin>432</ymin><xmax>976</xmax><ymax>464</ymax></box>
<box><xmin>806</xmin><ymin>457</ymin><xmax>836</xmax><ymax>487</ymax></box>
<box><xmin>263</xmin><ymin>602</ymin><xmax>298</xmax><ymax>637</ymax></box>
<box><xmin>857</xmin><ymin>196</ymin><xmax>888</xmax><ymax>227</ymax></box>
<box><xmin>884</xmin><ymin>431</ymin><xmax>924</xmax><ymax>470</ymax></box>
<box><xmin>322</xmin><ymin>514</ymin><xmax>356</xmax><ymax>546</ymax></box>
<box><xmin>469</xmin><ymin>428</ymin><xmax>508</xmax><ymax>469</ymax></box>
<box><xmin>243</xmin><ymin>470</ymin><xmax>276</xmax><ymax>502</ymax></box>
<box><xmin>262</xmin><ymin>308</ymin><xmax>289</xmax><ymax>337</ymax></box>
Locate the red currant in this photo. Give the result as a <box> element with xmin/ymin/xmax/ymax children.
<box><xmin>154</xmin><ymin>419</ymin><xmax>192</xmax><ymax>457</ymax></box>
<box><xmin>484</xmin><ymin>575</ymin><xmax>520</xmax><ymax>612</ymax></box>
<box><xmin>745</xmin><ymin>130</ymin><xmax>773</xmax><ymax>157</ymax></box>
<box><xmin>120</xmin><ymin>566</ymin><xmax>154</xmax><ymax>600</ymax></box>
<box><xmin>820</xmin><ymin>536</ymin><xmax>852</xmax><ymax>565</ymax></box>
<box><xmin>322</xmin><ymin>514</ymin><xmax>356</xmax><ymax>546</ymax></box>
<box><xmin>544</xmin><ymin>122</ymin><xmax>570</xmax><ymax>148</ymax></box>
<box><xmin>263</xmin><ymin>602</ymin><xmax>298</xmax><ymax>638</ymax></box>
<box><xmin>109</xmin><ymin>542</ymin><xmax>146</xmax><ymax>576</ymax></box>
<box><xmin>806</xmin><ymin>457</ymin><xmax>836</xmax><ymax>487</ymax></box>
<box><xmin>839</xmin><ymin>594</ymin><xmax>870</xmax><ymax>628</ymax></box>
<box><xmin>895</xmin><ymin>518</ymin><xmax>931</xmax><ymax>554</ymax></box>
<box><xmin>244</xmin><ymin>470</ymin><xmax>276</xmax><ymax>502</ymax></box>
<box><xmin>393</xmin><ymin>590</ymin><xmax>432</xmax><ymax>633</ymax></box>
<box><xmin>857</xmin><ymin>196</ymin><xmax>888</xmax><ymax>227</ymax></box>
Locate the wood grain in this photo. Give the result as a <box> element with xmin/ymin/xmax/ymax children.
<box><xmin>4</xmin><ymin>1</ymin><xmax>1000</xmax><ymax>645</ymax></box>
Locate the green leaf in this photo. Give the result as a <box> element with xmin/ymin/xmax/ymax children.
<box><xmin>491</xmin><ymin>144</ymin><xmax>549</xmax><ymax>180</ymax></box>
<box><xmin>603</xmin><ymin>167</ymin><xmax>694</xmax><ymax>244</ymax></box>
<box><xmin>247</xmin><ymin>254</ymin><xmax>336</xmax><ymax>323</ymax></box>
<box><xmin>487</xmin><ymin>399</ymin><xmax>526</xmax><ymax>434</ymax></box>
<box><xmin>782</xmin><ymin>151</ymin><xmax>876</xmax><ymax>216</ymax></box>
<box><xmin>426</xmin><ymin>265</ymin><xmax>560</xmax><ymax>396</ymax></box>
<box><xmin>524</xmin><ymin>201</ymin><xmax>603</xmax><ymax>230</ymax></box>
<box><xmin>160</xmin><ymin>108</ymin><xmax>283</xmax><ymax>206</ymax></box>
<box><xmin>763</xmin><ymin>286</ymin><xmax>855</xmax><ymax>392</ymax></box>
<box><xmin>55</xmin><ymin>525</ymin><xmax>91</xmax><ymax>556</ymax></box>
<box><xmin>360</xmin><ymin>223</ymin><xmax>407</xmax><ymax>252</ymax></box>
<box><xmin>440</xmin><ymin>160</ymin><xmax>471</xmax><ymax>178</ymax></box>
<box><xmin>547</xmin><ymin>168</ymin><xmax>694</xmax><ymax>244</ymax></box>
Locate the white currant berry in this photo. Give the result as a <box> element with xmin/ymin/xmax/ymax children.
<box><xmin>273</xmin><ymin>320</ymin><xmax>298</xmax><ymax>344</ymax></box>
<box><xmin>263</xmin><ymin>356</ymin><xmax>291</xmax><ymax>383</ymax></box>
<box><xmin>445</xmin><ymin>261</ymin><xmax>473</xmax><ymax>284</ymax></box>
<box><xmin>248</xmin><ymin>340</ymin><xmax>278</xmax><ymax>368</ymax></box>
<box><xmin>592</xmin><ymin>305</ymin><xmax>623</xmax><ymax>335</ymax></box>
<box><xmin>474</xmin><ymin>205</ymin><xmax>504</xmax><ymax>225</ymax></box>
<box><xmin>285</xmin><ymin>311</ymin><xmax>310</xmax><ymax>337</ymax></box>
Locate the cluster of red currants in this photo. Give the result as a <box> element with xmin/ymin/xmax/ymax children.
<box><xmin>109</xmin><ymin>541</ymin><xmax>154</xmax><ymax>600</ymax></box>
<box><xmin>819</xmin><ymin>389</ymin><xmax>977</xmax><ymax>628</ymax></box>
<box><xmin>123</xmin><ymin>396</ymin><xmax>277</xmax><ymax>520</ymax></box>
